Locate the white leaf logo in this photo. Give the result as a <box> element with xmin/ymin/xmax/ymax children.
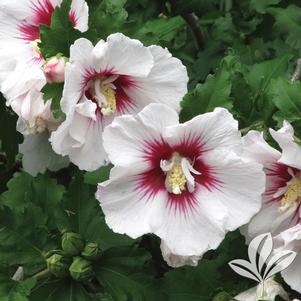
<box><xmin>229</xmin><ymin>233</ymin><xmax>297</xmax><ymax>284</ymax></box>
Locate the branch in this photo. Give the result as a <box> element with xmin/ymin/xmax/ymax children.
<box><xmin>182</xmin><ymin>13</ymin><xmax>205</xmax><ymax>50</ymax></box>
<box><xmin>291</xmin><ymin>58</ymin><xmax>301</xmax><ymax>82</ymax></box>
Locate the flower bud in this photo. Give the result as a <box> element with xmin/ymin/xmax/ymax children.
<box><xmin>69</xmin><ymin>257</ymin><xmax>94</xmax><ymax>282</ymax></box>
<box><xmin>47</xmin><ymin>254</ymin><xmax>71</xmax><ymax>278</ymax></box>
<box><xmin>82</xmin><ymin>242</ymin><xmax>102</xmax><ymax>261</ymax></box>
<box><xmin>43</xmin><ymin>56</ymin><xmax>66</xmax><ymax>84</ymax></box>
<box><xmin>62</xmin><ymin>232</ymin><xmax>84</xmax><ymax>256</ymax></box>
<box><xmin>212</xmin><ymin>292</ymin><xmax>231</xmax><ymax>301</ymax></box>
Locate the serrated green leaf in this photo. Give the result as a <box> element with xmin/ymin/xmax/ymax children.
<box><xmin>0</xmin><ymin>173</ymin><xmax>65</xmax><ymax>273</ymax></box>
<box><xmin>268</xmin><ymin>78</ymin><xmax>301</xmax><ymax>118</ymax></box>
<box><xmin>245</xmin><ymin>55</ymin><xmax>290</xmax><ymax>122</ymax></box>
<box><xmin>90</xmin><ymin>0</ymin><xmax>128</xmax><ymax>37</ymax></box>
<box><xmin>0</xmin><ymin>172</ymin><xmax>65</xmax><ymax>215</ymax></box>
<box><xmin>42</xmin><ymin>83</ymin><xmax>64</xmax><ymax>119</ymax></box>
<box><xmin>134</xmin><ymin>16</ymin><xmax>186</xmax><ymax>46</ymax></box>
<box><xmin>267</xmin><ymin>5</ymin><xmax>301</xmax><ymax>50</ymax></box>
<box><xmin>162</xmin><ymin>255</ymin><xmax>225</xmax><ymax>301</ymax></box>
<box><xmin>250</xmin><ymin>0</ymin><xmax>281</xmax><ymax>13</ymax></box>
<box><xmin>247</xmin><ymin>56</ymin><xmax>290</xmax><ymax>93</ymax></box>
<box><xmin>40</xmin><ymin>0</ymin><xmax>97</xmax><ymax>58</ymax></box>
<box><xmin>95</xmin><ymin>246</ymin><xmax>161</xmax><ymax>301</ymax></box>
<box><xmin>29</xmin><ymin>279</ymin><xmax>91</xmax><ymax>301</ymax></box>
<box><xmin>0</xmin><ymin>277</ymin><xmax>36</xmax><ymax>301</ymax></box>
<box><xmin>180</xmin><ymin>58</ymin><xmax>232</xmax><ymax>122</ymax></box>
<box><xmin>84</xmin><ymin>165</ymin><xmax>112</xmax><ymax>185</ymax></box>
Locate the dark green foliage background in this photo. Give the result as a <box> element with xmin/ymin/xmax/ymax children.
<box><xmin>1</xmin><ymin>0</ymin><xmax>301</xmax><ymax>300</ymax></box>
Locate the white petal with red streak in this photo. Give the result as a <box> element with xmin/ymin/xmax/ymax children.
<box><xmin>164</xmin><ymin>107</ymin><xmax>241</xmax><ymax>154</ymax></box>
<box><xmin>70</xmin><ymin>0</ymin><xmax>89</xmax><ymax>32</ymax></box>
<box><xmin>61</xmin><ymin>38</ymin><xmax>95</xmax><ymax>113</ymax></box>
<box><xmin>103</xmin><ymin>103</ymin><xmax>179</xmax><ymax>166</ymax></box>
<box><xmin>94</xmin><ymin>33</ymin><xmax>154</xmax><ymax>78</ymax></box>
<box><xmin>97</xmin><ymin>164</ymin><xmax>167</xmax><ymax>238</ymax></box>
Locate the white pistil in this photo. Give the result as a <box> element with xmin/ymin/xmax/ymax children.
<box><xmin>92</xmin><ymin>75</ymin><xmax>119</xmax><ymax>116</ymax></box>
<box><xmin>160</xmin><ymin>153</ymin><xmax>201</xmax><ymax>195</ymax></box>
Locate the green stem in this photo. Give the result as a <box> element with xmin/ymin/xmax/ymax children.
<box><xmin>240</xmin><ymin>121</ymin><xmax>265</xmax><ymax>135</ymax></box>
<box><xmin>33</xmin><ymin>268</ymin><xmax>51</xmax><ymax>279</ymax></box>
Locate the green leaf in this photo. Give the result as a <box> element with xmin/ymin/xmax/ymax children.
<box><xmin>250</xmin><ymin>0</ymin><xmax>281</xmax><ymax>13</ymax></box>
<box><xmin>180</xmin><ymin>58</ymin><xmax>232</xmax><ymax>122</ymax></box>
<box><xmin>0</xmin><ymin>95</ymin><xmax>22</xmax><ymax>166</ymax></box>
<box><xmin>0</xmin><ymin>173</ymin><xmax>65</xmax><ymax>272</ymax></box>
<box><xmin>247</xmin><ymin>56</ymin><xmax>290</xmax><ymax>93</ymax></box>
<box><xmin>0</xmin><ymin>277</ymin><xmax>36</xmax><ymax>301</ymax></box>
<box><xmin>41</xmin><ymin>83</ymin><xmax>64</xmax><ymax>119</ymax></box>
<box><xmin>245</xmin><ymin>55</ymin><xmax>290</xmax><ymax>123</ymax></box>
<box><xmin>162</xmin><ymin>255</ymin><xmax>226</xmax><ymax>301</ymax></box>
<box><xmin>59</xmin><ymin>173</ymin><xmax>134</xmax><ymax>250</ymax></box>
<box><xmin>84</xmin><ymin>165</ymin><xmax>112</xmax><ymax>185</ymax></box>
<box><xmin>0</xmin><ymin>172</ymin><xmax>65</xmax><ymax>215</ymax></box>
<box><xmin>134</xmin><ymin>16</ymin><xmax>186</xmax><ymax>46</ymax></box>
<box><xmin>90</xmin><ymin>0</ymin><xmax>128</xmax><ymax>38</ymax></box>
<box><xmin>268</xmin><ymin>78</ymin><xmax>301</xmax><ymax>118</ymax></box>
<box><xmin>29</xmin><ymin>279</ymin><xmax>91</xmax><ymax>301</ymax></box>
<box><xmin>267</xmin><ymin>5</ymin><xmax>301</xmax><ymax>50</ymax></box>
<box><xmin>95</xmin><ymin>246</ymin><xmax>161</xmax><ymax>301</ymax></box>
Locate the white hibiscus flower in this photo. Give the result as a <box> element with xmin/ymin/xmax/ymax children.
<box><xmin>0</xmin><ymin>0</ymin><xmax>88</xmax><ymax>103</ymax></box>
<box><xmin>274</xmin><ymin>224</ymin><xmax>301</xmax><ymax>293</ymax></box>
<box><xmin>14</xmin><ymin>88</ymin><xmax>69</xmax><ymax>176</ymax></box>
<box><xmin>50</xmin><ymin>35</ymin><xmax>188</xmax><ymax>171</ymax></box>
<box><xmin>242</xmin><ymin>121</ymin><xmax>301</xmax><ymax>239</ymax></box>
<box><xmin>95</xmin><ymin>104</ymin><xmax>265</xmax><ymax>257</ymax></box>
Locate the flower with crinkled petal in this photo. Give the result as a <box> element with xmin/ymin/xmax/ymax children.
<box><xmin>0</xmin><ymin>0</ymin><xmax>88</xmax><ymax>103</ymax></box>
<box><xmin>95</xmin><ymin>104</ymin><xmax>265</xmax><ymax>257</ymax></box>
<box><xmin>15</xmin><ymin>88</ymin><xmax>69</xmax><ymax>176</ymax></box>
<box><xmin>50</xmin><ymin>35</ymin><xmax>188</xmax><ymax>171</ymax></box>
<box><xmin>241</xmin><ymin>121</ymin><xmax>301</xmax><ymax>240</ymax></box>
<box><xmin>274</xmin><ymin>224</ymin><xmax>301</xmax><ymax>294</ymax></box>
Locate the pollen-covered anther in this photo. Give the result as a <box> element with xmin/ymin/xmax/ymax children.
<box><xmin>167</xmin><ymin>163</ymin><xmax>187</xmax><ymax>194</ymax></box>
<box><xmin>161</xmin><ymin>153</ymin><xmax>201</xmax><ymax>195</ymax></box>
<box><xmin>279</xmin><ymin>177</ymin><xmax>301</xmax><ymax>213</ymax></box>
<box><xmin>100</xmin><ymin>84</ymin><xmax>117</xmax><ymax>116</ymax></box>
<box><xmin>27</xmin><ymin>116</ymin><xmax>47</xmax><ymax>134</ymax></box>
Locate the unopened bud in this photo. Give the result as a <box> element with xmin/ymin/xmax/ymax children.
<box><xmin>47</xmin><ymin>254</ymin><xmax>71</xmax><ymax>278</ymax></box>
<box><xmin>82</xmin><ymin>242</ymin><xmax>102</xmax><ymax>261</ymax></box>
<box><xmin>62</xmin><ymin>232</ymin><xmax>84</xmax><ymax>256</ymax></box>
<box><xmin>43</xmin><ymin>56</ymin><xmax>67</xmax><ymax>84</ymax></box>
<box><xmin>69</xmin><ymin>257</ymin><xmax>94</xmax><ymax>282</ymax></box>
